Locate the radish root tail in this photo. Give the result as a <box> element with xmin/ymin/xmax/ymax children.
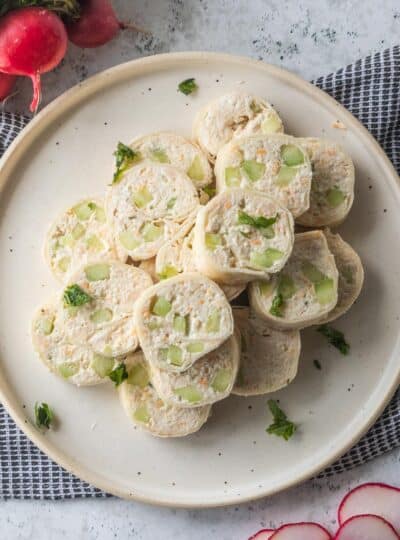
<box><xmin>30</xmin><ymin>71</ymin><xmax>42</xmax><ymax>113</ymax></box>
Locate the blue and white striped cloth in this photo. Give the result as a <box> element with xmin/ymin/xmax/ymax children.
<box><xmin>0</xmin><ymin>46</ymin><xmax>399</xmax><ymax>498</ymax></box>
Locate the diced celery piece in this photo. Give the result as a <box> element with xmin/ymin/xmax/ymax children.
<box><xmin>119</xmin><ymin>231</ymin><xmax>140</xmax><ymax>250</ymax></box>
<box><xmin>315</xmin><ymin>277</ymin><xmax>335</xmax><ymax>305</ymax></box>
<box><xmin>186</xmin><ymin>342</ymin><xmax>204</xmax><ymax>353</ymax></box>
<box><xmin>259</xmin><ymin>280</ymin><xmax>274</xmax><ymax>296</ymax></box>
<box><xmin>250</xmin><ymin>248</ymin><xmax>283</xmax><ymax>268</ymax></box>
<box><xmin>58</xmin><ymin>256</ymin><xmax>70</xmax><ymax>273</ymax></box>
<box><xmin>173</xmin><ymin>385</ymin><xmax>202</xmax><ymax>403</ymax></box>
<box><xmin>66</xmin><ymin>306</ymin><xmax>79</xmax><ymax>318</ymax></box>
<box><xmin>37</xmin><ymin>316</ymin><xmax>54</xmax><ymax>335</ymax></box>
<box><xmin>146</xmin><ymin>320</ymin><xmax>162</xmax><ymax>330</ymax></box>
<box><xmin>59</xmin><ymin>233</ymin><xmax>75</xmax><ymax>248</ymax></box>
<box><xmin>278</xmin><ymin>274</ymin><xmax>296</xmax><ymax>300</ymax></box>
<box><xmin>225</xmin><ymin>166</ymin><xmax>241</xmax><ymax>187</ymax></box>
<box><xmin>158</xmin><ymin>265</ymin><xmax>179</xmax><ymax>280</ymax></box>
<box><xmin>167</xmin><ymin>345</ymin><xmax>183</xmax><ymax>366</ymax></box>
<box><xmin>142</xmin><ymin>222</ymin><xmax>163</xmax><ymax>243</ymax></box>
<box><xmin>302</xmin><ymin>261</ymin><xmax>325</xmax><ymax>283</ymax></box>
<box><xmin>90</xmin><ymin>308</ymin><xmax>113</xmax><ymax>324</ymax></box>
<box><xmin>166</xmin><ymin>197</ymin><xmax>177</xmax><ymax>210</ymax></box>
<box><xmin>159</xmin><ymin>348</ymin><xmax>169</xmax><ymax>360</ymax></box>
<box><xmin>150</xmin><ymin>148</ymin><xmax>170</xmax><ymax>163</ymax></box>
<box><xmin>327</xmin><ymin>188</ymin><xmax>345</xmax><ymax>208</ymax></box>
<box><xmin>261</xmin><ymin>115</ymin><xmax>282</xmax><ymax>134</ymax></box>
<box><xmin>58</xmin><ymin>362</ymin><xmax>79</xmax><ymax>379</ymax></box>
<box><xmin>95</xmin><ymin>206</ymin><xmax>106</xmax><ymax>223</ymax></box>
<box><xmin>91</xmin><ymin>354</ymin><xmax>114</xmax><ymax>378</ymax></box>
<box><xmin>281</xmin><ymin>144</ymin><xmax>305</xmax><ymax>166</ymax></box>
<box><xmin>72</xmin><ymin>223</ymin><xmax>85</xmax><ymax>240</ymax></box>
<box><xmin>152</xmin><ymin>296</ymin><xmax>172</xmax><ymax>317</ymax></box>
<box><xmin>261</xmin><ymin>226</ymin><xmax>275</xmax><ymax>239</ymax></box>
<box><xmin>127</xmin><ymin>362</ymin><xmax>149</xmax><ymax>388</ymax></box>
<box><xmin>211</xmin><ymin>368</ymin><xmax>232</xmax><ymax>393</ymax></box>
<box><xmin>173</xmin><ymin>314</ymin><xmax>189</xmax><ymax>335</ymax></box>
<box><xmin>276</xmin><ymin>165</ymin><xmax>297</xmax><ymax>186</ymax></box>
<box><xmin>206</xmin><ymin>309</ymin><xmax>221</xmax><ymax>333</ymax></box>
<box><xmin>86</xmin><ymin>235</ymin><xmax>104</xmax><ymax>252</ymax></box>
<box><xmin>187</xmin><ymin>155</ymin><xmax>204</xmax><ymax>182</ymax></box>
<box><xmin>103</xmin><ymin>345</ymin><xmax>113</xmax><ymax>357</ymax></box>
<box><xmin>242</xmin><ymin>160</ymin><xmax>265</xmax><ymax>181</ymax></box>
<box><xmin>205</xmin><ymin>232</ymin><xmax>222</xmax><ymax>250</ymax></box>
<box><xmin>85</xmin><ymin>263</ymin><xmax>110</xmax><ymax>281</ymax></box>
<box><xmin>134</xmin><ymin>406</ymin><xmax>150</xmax><ymax>424</ymax></box>
<box><xmin>73</xmin><ymin>201</ymin><xmax>95</xmax><ymax>221</ymax></box>
<box><xmin>132</xmin><ymin>186</ymin><xmax>153</xmax><ymax>208</ymax></box>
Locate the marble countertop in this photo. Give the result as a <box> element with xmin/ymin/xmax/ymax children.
<box><xmin>1</xmin><ymin>0</ymin><xmax>400</xmax><ymax>538</ymax></box>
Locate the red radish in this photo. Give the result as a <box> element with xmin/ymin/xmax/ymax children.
<box><xmin>338</xmin><ymin>482</ymin><xmax>400</xmax><ymax>534</ymax></box>
<box><xmin>270</xmin><ymin>522</ymin><xmax>332</xmax><ymax>540</ymax></box>
<box><xmin>0</xmin><ymin>73</ymin><xmax>16</xmax><ymax>101</ymax></box>
<box><xmin>334</xmin><ymin>514</ymin><xmax>400</xmax><ymax>540</ymax></box>
<box><xmin>0</xmin><ymin>7</ymin><xmax>67</xmax><ymax>112</ymax></box>
<box><xmin>249</xmin><ymin>530</ymin><xmax>275</xmax><ymax>540</ymax></box>
<box><xmin>67</xmin><ymin>0</ymin><xmax>123</xmax><ymax>48</ymax></box>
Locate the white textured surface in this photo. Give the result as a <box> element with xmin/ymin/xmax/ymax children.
<box><xmin>2</xmin><ymin>0</ymin><xmax>400</xmax><ymax>537</ymax></box>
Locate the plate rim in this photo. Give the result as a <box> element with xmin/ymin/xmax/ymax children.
<box><xmin>0</xmin><ymin>51</ymin><xmax>399</xmax><ymax>508</ymax></box>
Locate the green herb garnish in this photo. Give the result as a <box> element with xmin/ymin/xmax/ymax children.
<box><xmin>63</xmin><ymin>284</ymin><xmax>92</xmax><ymax>307</ymax></box>
<box><xmin>266</xmin><ymin>400</ymin><xmax>297</xmax><ymax>441</ymax></box>
<box><xmin>34</xmin><ymin>402</ymin><xmax>54</xmax><ymax>429</ymax></box>
<box><xmin>313</xmin><ymin>359</ymin><xmax>322</xmax><ymax>370</ymax></box>
<box><xmin>108</xmin><ymin>363</ymin><xmax>128</xmax><ymax>386</ymax></box>
<box><xmin>178</xmin><ymin>78</ymin><xmax>198</xmax><ymax>95</ymax></box>
<box><xmin>113</xmin><ymin>142</ymin><xmax>141</xmax><ymax>184</ymax></box>
<box><xmin>317</xmin><ymin>324</ymin><xmax>350</xmax><ymax>355</ymax></box>
<box><xmin>167</xmin><ymin>197</ymin><xmax>177</xmax><ymax>209</ymax></box>
<box><xmin>203</xmin><ymin>185</ymin><xmax>216</xmax><ymax>198</ymax></box>
<box><xmin>238</xmin><ymin>210</ymin><xmax>277</xmax><ymax>230</ymax></box>
<box><xmin>270</xmin><ymin>293</ymin><xmax>284</xmax><ymax>317</ymax></box>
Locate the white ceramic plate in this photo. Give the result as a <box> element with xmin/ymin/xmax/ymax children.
<box><xmin>0</xmin><ymin>52</ymin><xmax>399</xmax><ymax>508</ymax></box>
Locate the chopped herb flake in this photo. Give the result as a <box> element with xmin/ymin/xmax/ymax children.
<box><xmin>313</xmin><ymin>359</ymin><xmax>322</xmax><ymax>370</ymax></box>
<box><xmin>238</xmin><ymin>210</ymin><xmax>277</xmax><ymax>230</ymax></box>
<box><xmin>270</xmin><ymin>293</ymin><xmax>284</xmax><ymax>317</ymax></box>
<box><xmin>63</xmin><ymin>284</ymin><xmax>92</xmax><ymax>307</ymax></box>
<box><xmin>203</xmin><ymin>185</ymin><xmax>216</xmax><ymax>198</ymax></box>
<box><xmin>178</xmin><ymin>78</ymin><xmax>198</xmax><ymax>95</ymax></box>
<box><xmin>108</xmin><ymin>363</ymin><xmax>128</xmax><ymax>386</ymax></box>
<box><xmin>167</xmin><ymin>197</ymin><xmax>177</xmax><ymax>209</ymax></box>
<box><xmin>317</xmin><ymin>324</ymin><xmax>350</xmax><ymax>355</ymax></box>
<box><xmin>34</xmin><ymin>402</ymin><xmax>54</xmax><ymax>429</ymax></box>
<box><xmin>266</xmin><ymin>399</ymin><xmax>297</xmax><ymax>441</ymax></box>
<box><xmin>113</xmin><ymin>142</ymin><xmax>141</xmax><ymax>184</ymax></box>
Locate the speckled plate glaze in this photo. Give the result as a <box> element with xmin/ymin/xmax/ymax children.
<box><xmin>0</xmin><ymin>52</ymin><xmax>399</xmax><ymax>508</ymax></box>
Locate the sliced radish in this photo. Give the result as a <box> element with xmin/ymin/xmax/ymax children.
<box><xmin>338</xmin><ymin>482</ymin><xmax>400</xmax><ymax>533</ymax></box>
<box><xmin>335</xmin><ymin>515</ymin><xmax>400</xmax><ymax>540</ymax></box>
<box><xmin>270</xmin><ymin>522</ymin><xmax>332</xmax><ymax>539</ymax></box>
<box><xmin>249</xmin><ymin>530</ymin><xmax>275</xmax><ymax>540</ymax></box>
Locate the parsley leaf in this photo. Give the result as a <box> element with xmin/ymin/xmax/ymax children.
<box><xmin>108</xmin><ymin>363</ymin><xmax>128</xmax><ymax>387</ymax></box>
<box><xmin>237</xmin><ymin>210</ymin><xmax>277</xmax><ymax>229</ymax></box>
<box><xmin>178</xmin><ymin>78</ymin><xmax>198</xmax><ymax>95</ymax></box>
<box><xmin>63</xmin><ymin>284</ymin><xmax>92</xmax><ymax>307</ymax></box>
<box><xmin>266</xmin><ymin>400</ymin><xmax>297</xmax><ymax>441</ymax></box>
<box><xmin>203</xmin><ymin>185</ymin><xmax>216</xmax><ymax>198</ymax></box>
<box><xmin>35</xmin><ymin>402</ymin><xmax>54</xmax><ymax>429</ymax></box>
<box><xmin>270</xmin><ymin>293</ymin><xmax>284</xmax><ymax>317</ymax></box>
<box><xmin>317</xmin><ymin>324</ymin><xmax>350</xmax><ymax>355</ymax></box>
<box><xmin>113</xmin><ymin>142</ymin><xmax>141</xmax><ymax>184</ymax></box>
